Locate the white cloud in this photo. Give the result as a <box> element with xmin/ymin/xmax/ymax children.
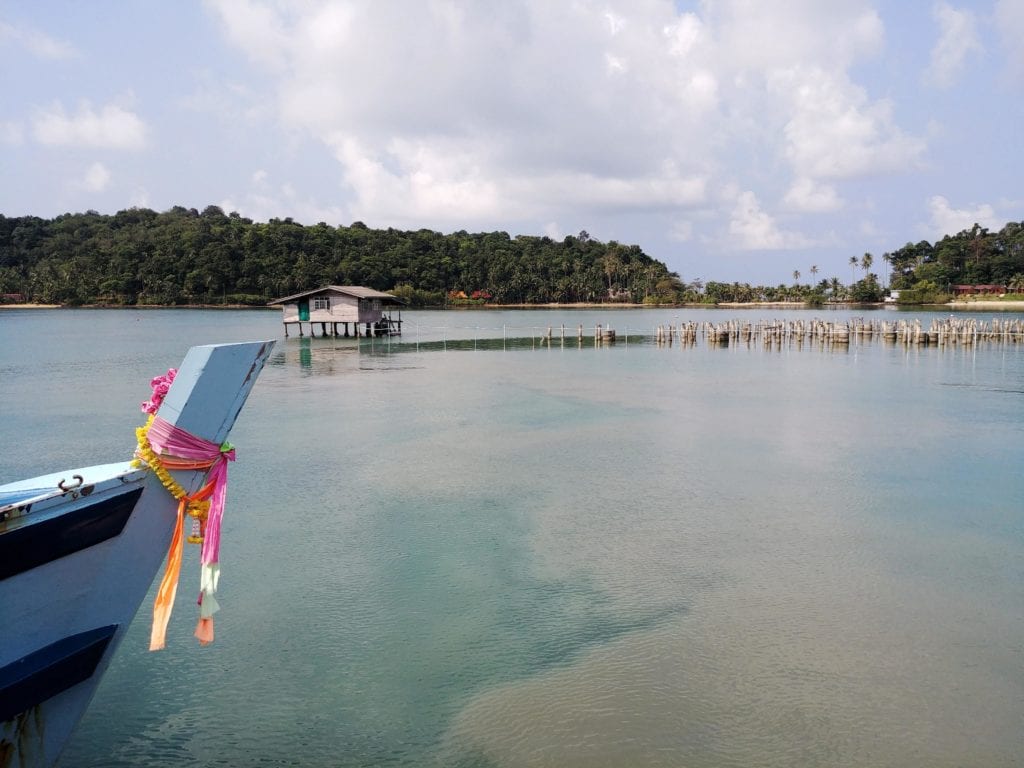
<box><xmin>220</xmin><ymin>174</ymin><xmax>348</xmax><ymax>225</ymax></box>
<box><xmin>205</xmin><ymin>0</ymin><xmax>291</xmax><ymax>71</ymax></box>
<box><xmin>664</xmin><ymin>13</ymin><xmax>702</xmax><ymax>56</ymax></box>
<box><xmin>604</xmin><ymin>10</ymin><xmax>625</xmax><ymax>36</ymax></box>
<box><xmin>926</xmin><ymin>195</ymin><xmax>1000</xmax><ymax>239</ymax></box>
<box><xmin>783</xmin><ymin>177</ymin><xmax>842</xmax><ymax>212</ymax></box>
<box><xmin>205</xmin><ymin>0</ymin><xmax>727</xmax><ymax>225</ymax></box>
<box><xmin>729</xmin><ymin>191</ymin><xmax>813</xmax><ymax>250</ymax></box>
<box><xmin>80</xmin><ymin>161</ymin><xmax>111</xmax><ymax>192</ymax></box>
<box><xmin>710</xmin><ymin>0</ymin><xmax>883</xmax><ymax>72</ymax></box>
<box><xmin>32</xmin><ymin>102</ymin><xmax>147</xmax><ymax>150</ymax></box>
<box><xmin>995</xmin><ymin>0</ymin><xmax>1024</xmax><ymax>82</ymax></box>
<box><xmin>0</xmin><ymin>20</ymin><xmax>75</xmax><ymax>59</ymax></box>
<box><xmin>329</xmin><ymin>135</ymin><xmax>505</xmax><ymax>224</ymax></box>
<box><xmin>203</xmin><ymin>0</ymin><xmax>927</xmax><ymax>266</ymax></box>
<box><xmin>925</xmin><ymin>2</ymin><xmax>982</xmax><ymax>88</ymax></box>
<box><xmin>772</xmin><ymin>67</ymin><xmax>927</xmax><ymax>179</ymax></box>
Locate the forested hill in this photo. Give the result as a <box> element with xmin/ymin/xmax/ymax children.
<box><xmin>2</xmin><ymin>208</ymin><xmax>1022</xmax><ymax>307</ymax></box>
<box><xmin>0</xmin><ymin>206</ymin><xmax>685</xmax><ymax>306</ymax></box>
<box><xmin>887</xmin><ymin>222</ymin><xmax>1024</xmax><ymax>290</ymax></box>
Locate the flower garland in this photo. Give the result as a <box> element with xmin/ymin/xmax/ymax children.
<box><xmin>134</xmin><ymin>369</ymin><xmax>212</xmax><ymax>544</ymax></box>
<box><xmin>133</xmin><ymin>413</ymin><xmax>211</xmax><ymax>543</ymax></box>
<box><xmin>141</xmin><ymin>368</ymin><xmax>176</xmax><ymax>414</ymax></box>
<box><xmin>133</xmin><ymin>366</ymin><xmax>237</xmax><ymax>650</ymax></box>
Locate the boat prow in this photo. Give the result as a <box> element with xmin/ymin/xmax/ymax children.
<box><xmin>1</xmin><ymin>340</ymin><xmax>274</xmax><ymax>768</ymax></box>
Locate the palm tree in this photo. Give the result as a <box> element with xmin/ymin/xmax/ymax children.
<box><xmin>793</xmin><ymin>269</ymin><xmax>801</xmax><ymax>283</ymax></box>
<box><xmin>849</xmin><ymin>256</ymin><xmax>859</xmax><ymax>286</ymax></box>
<box><xmin>602</xmin><ymin>251</ymin><xmax>621</xmax><ymax>294</ymax></box>
<box><xmin>810</xmin><ymin>264</ymin><xmax>819</xmax><ymax>280</ymax></box>
<box><xmin>862</xmin><ymin>252</ymin><xmax>873</xmax><ymax>277</ymax></box>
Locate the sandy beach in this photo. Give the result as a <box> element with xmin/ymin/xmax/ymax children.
<box><xmin>948</xmin><ymin>300</ymin><xmax>1024</xmax><ymax>309</ymax></box>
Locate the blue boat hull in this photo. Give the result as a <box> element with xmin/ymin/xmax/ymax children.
<box><xmin>0</xmin><ymin>340</ymin><xmax>274</xmax><ymax>767</ymax></box>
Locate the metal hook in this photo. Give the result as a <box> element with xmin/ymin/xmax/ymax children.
<box><xmin>58</xmin><ymin>474</ymin><xmax>84</xmax><ymax>491</ymax></box>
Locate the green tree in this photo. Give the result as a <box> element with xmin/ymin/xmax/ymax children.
<box><xmin>849</xmin><ymin>274</ymin><xmax>883</xmax><ymax>302</ymax></box>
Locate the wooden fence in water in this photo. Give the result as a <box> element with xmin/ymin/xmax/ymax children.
<box><xmin>360</xmin><ymin>317</ymin><xmax>1024</xmax><ymax>352</ymax></box>
<box><xmin>654</xmin><ymin>317</ymin><xmax>1024</xmax><ymax>347</ymax></box>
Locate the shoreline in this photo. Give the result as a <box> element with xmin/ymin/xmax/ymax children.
<box><xmin>4</xmin><ymin>300</ymin><xmax>1024</xmax><ymax>310</ymax></box>
<box><xmin>947</xmin><ymin>300</ymin><xmax>1024</xmax><ymax>308</ymax></box>
<box><xmin>0</xmin><ymin>303</ymin><xmax>272</xmax><ymax>310</ymax></box>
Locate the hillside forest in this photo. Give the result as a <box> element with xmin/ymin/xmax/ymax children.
<box><xmin>1</xmin><ymin>207</ymin><xmax>1022</xmax><ymax>306</ymax></box>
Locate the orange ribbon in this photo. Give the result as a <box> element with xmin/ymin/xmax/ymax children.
<box><xmin>148</xmin><ymin>473</ymin><xmax>217</xmax><ymax>651</ymax></box>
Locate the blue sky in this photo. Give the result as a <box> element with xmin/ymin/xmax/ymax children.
<box><xmin>2</xmin><ymin>0</ymin><xmax>1021</xmax><ymax>285</ymax></box>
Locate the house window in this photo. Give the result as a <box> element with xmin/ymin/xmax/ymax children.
<box><xmin>372</xmin><ymin>299</ymin><xmax>381</xmax><ymax>311</ymax></box>
<box><xmin>313</xmin><ymin>297</ymin><xmax>330</xmax><ymax>311</ymax></box>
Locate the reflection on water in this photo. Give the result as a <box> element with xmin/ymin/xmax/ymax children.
<box><xmin>1</xmin><ymin>309</ymin><xmax>1021</xmax><ymax>767</ymax></box>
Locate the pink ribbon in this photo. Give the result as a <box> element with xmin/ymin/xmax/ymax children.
<box><xmin>147</xmin><ymin>415</ymin><xmax>235</xmax><ymax>566</ymax></box>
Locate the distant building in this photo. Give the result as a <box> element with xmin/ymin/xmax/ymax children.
<box><xmin>952</xmin><ymin>284</ymin><xmax>1007</xmax><ymax>296</ymax></box>
<box><xmin>268</xmin><ymin>285</ymin><xmax>404</xmax><ymax>337</ymax></box>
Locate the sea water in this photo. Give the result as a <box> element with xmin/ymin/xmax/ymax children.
<box><xmin>1</xmin><ymin>307</ymin><xmax>1022</xmax><ymax>767</ymax></box>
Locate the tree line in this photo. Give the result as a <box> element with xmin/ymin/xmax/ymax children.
<box><xmin>885</xmin><ymin>222</ymin><xmax>1024</xmax><ymax>302</ymax></box>
<box><xmin>1</xmin><ymin>206</ymin><xmax>1021</xmax><ymax>306</ymax></box>
<box><xmin>703</xmin><ymin>222</ymin><xmax>1024</xmax><ymax>305</ymax></box>
<box><xmin>0</xmin><ymin>206</ymin><xmax>689</xmax><ymax>307</ymax></box>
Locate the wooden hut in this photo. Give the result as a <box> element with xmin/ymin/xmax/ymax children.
<box><xmin>268</xmin><ymin>286</ymin><xmax>404</xmax><ymax>338</ymax></box>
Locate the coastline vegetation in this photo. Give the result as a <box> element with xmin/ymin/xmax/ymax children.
<box><xmin>1</xmin><ymin>208</ymin><xmax>1022</xmax><ymax>308</ymax></box>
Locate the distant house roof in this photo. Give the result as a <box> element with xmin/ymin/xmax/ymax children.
<box><xmin>268</xmin><ymin>285</ymin><xmax>404</xmax><ymax>306</ymax></box>
<box><xmin>952</xmin><ymin>284</ymin><xmax>1006</xmax><ymax>294</ymax></box>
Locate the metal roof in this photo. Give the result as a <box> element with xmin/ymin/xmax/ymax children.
<box><xmin>268</xmin><ymin>285</ymin><xmax>404</xmax><ymax>305</ymax></box>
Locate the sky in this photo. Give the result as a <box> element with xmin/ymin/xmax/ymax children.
<box><xmin>1</xmin><ymin>0</ymin><xmax>1022</xmax><ymax>285</ymax></box>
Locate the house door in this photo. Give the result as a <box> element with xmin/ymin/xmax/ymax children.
<box><xmin>298</xmin><ymin>299</ymin><xmax>310</xmax><ymax>321</ymax></box>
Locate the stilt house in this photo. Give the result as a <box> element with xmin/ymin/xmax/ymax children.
<box><xmin>268</xmin><ymin>286</ymin><xmax>404</xmax><ymax>337</ymax></box>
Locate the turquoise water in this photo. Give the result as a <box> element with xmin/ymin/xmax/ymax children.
<box><xmin>2</xmin><ymin>308</ymin><xmax>1023</xmax><ymax>767</ymax></box>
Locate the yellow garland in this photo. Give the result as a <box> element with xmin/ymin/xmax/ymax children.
<box><xmin>133</xmin><ymin>414</ymin><xmax>210</xmax><ymax>543</ymax></box>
